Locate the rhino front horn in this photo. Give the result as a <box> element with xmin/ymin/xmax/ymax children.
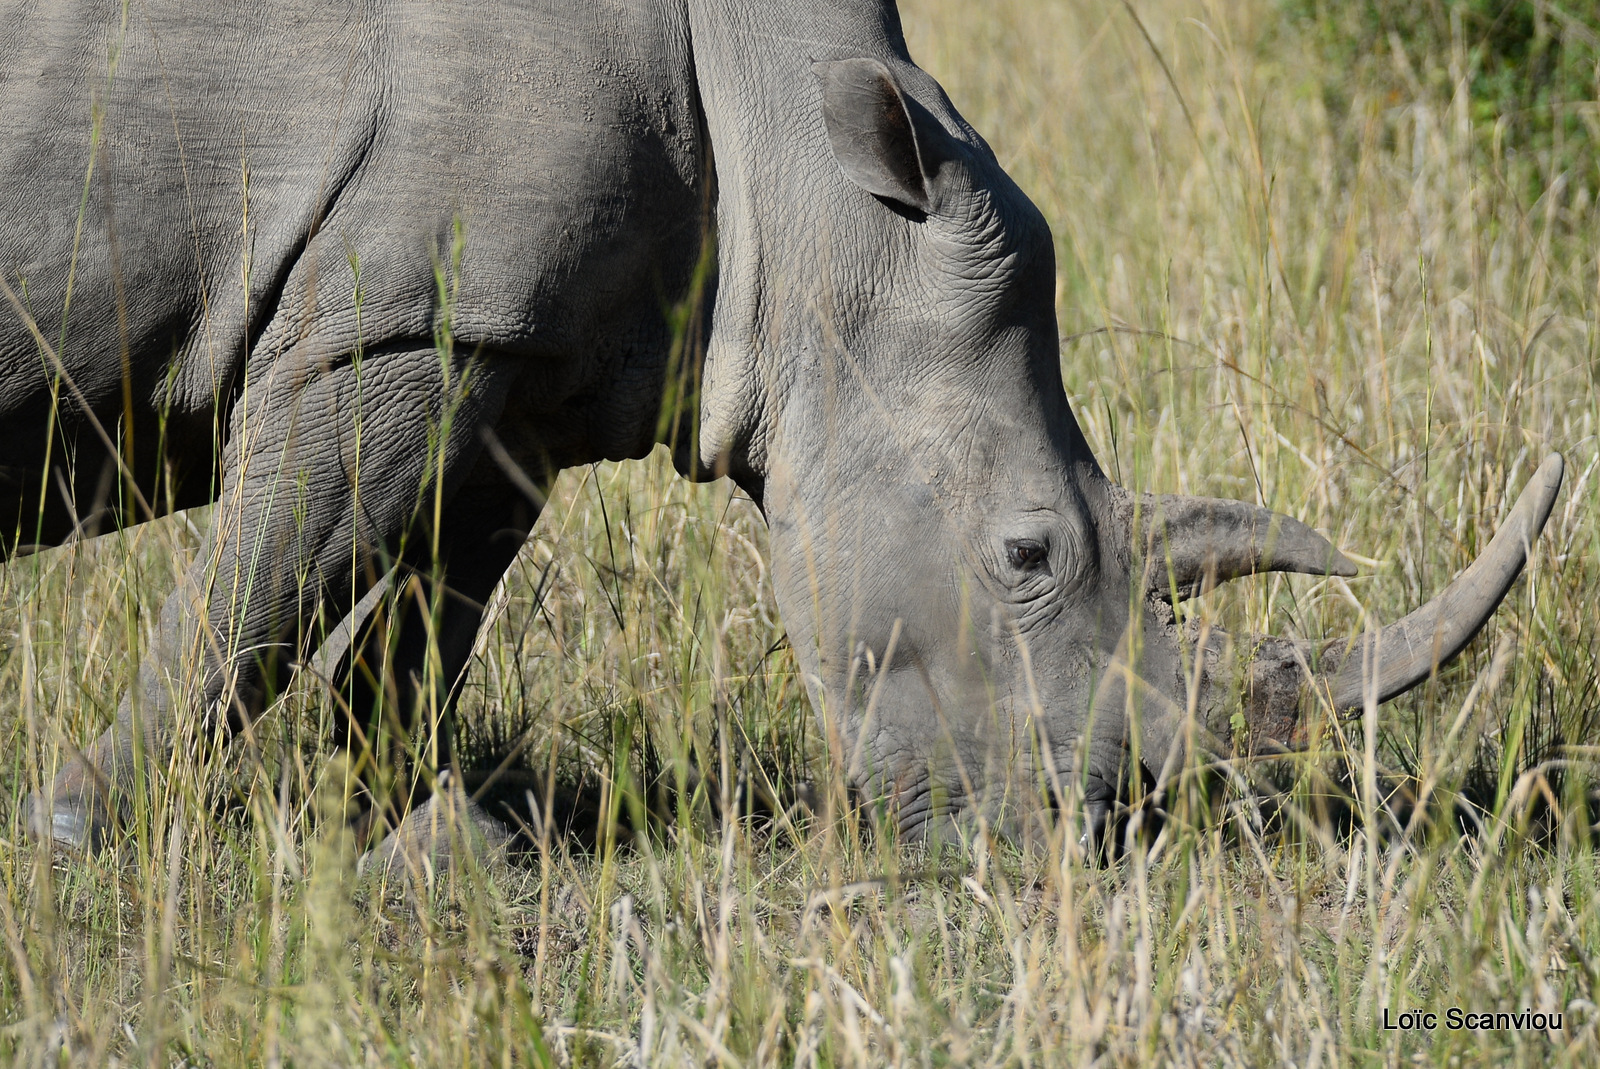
<box><xmin>1310</xmin><ymin>453</ymin><xmax>1565</xmax><ymax>711</ymax></box>
<box><xmin>1222</xmin><ymin>454</ymin><xmax>1563</xmax><ymax>751</ymax></box>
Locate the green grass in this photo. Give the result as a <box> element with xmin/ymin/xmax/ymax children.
<box><xmin>3</xmin><ymin>0</ymin><xmax>1599</xmax><ymax>1064</ymax></box>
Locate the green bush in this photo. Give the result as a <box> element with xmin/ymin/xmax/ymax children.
<box><xmin>1287</xmin><ymin>1</ymin><xmax>1600</xmax><ymax>189</ymax></box>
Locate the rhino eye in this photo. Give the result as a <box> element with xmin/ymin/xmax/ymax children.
<box><xmin>1005</xmin><ymin>538</ymin><xmax>1049</xmax><ymax>571</ymax></box>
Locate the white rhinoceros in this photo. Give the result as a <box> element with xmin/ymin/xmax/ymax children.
<box><xmin>1</xmin><ymin>0</ymin><xmax>1561</xmax><ymax>852</ymax></box>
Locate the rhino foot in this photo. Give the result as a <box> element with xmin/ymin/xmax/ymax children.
<box><xmin>357</xmin><ymin>773</ymin><xmax>512</xmax><ymax>882</ymax></box>
<box><xmin>21</xmin><ymin>789</ymin><xmax>113</xmax><ymax>854</ymax></box>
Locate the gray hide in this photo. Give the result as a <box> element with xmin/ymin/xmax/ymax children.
<box><xmin>3</xmin><ymin>0</ymin><xmax>1561</xmax><ymax>851</ymax></box>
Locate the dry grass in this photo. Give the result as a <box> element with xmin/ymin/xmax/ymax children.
<box><xmin>3</xmin><ymin>0</ymin><xmax>1599</xmax><ymax>1064</ymax></box>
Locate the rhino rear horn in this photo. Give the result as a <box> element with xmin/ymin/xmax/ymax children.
<box><xmin>816</xmin><ymin>57</ymin><xmax>946</xmax><ymax>213</ymax></box>
<box><xmin>1311</xmin><ymin>453</ymin><xmax>1564</xmax><ymax>711</ymax></box>
<box><xmin>1139</xmin><ymin>493</ymin><xmax>1357</xmax><ymax>602</ymax></box>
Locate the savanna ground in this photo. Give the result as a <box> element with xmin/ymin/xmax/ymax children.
<box><xmin>3</xmin><ymin>0</ymin><xmax>1599</xmax><ymax>1064</ymax></box>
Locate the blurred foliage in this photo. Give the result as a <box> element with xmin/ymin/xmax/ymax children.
<box><xmin>1285</xmin><ymin>1</ymin><xmax>1600</xmax><ymax>193</ymax></box>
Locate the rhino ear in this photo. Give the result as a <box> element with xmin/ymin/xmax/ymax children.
<box><xmin>815</xmin><ymin>57</ymin><xmax>946</xmax><ymax>214</ymax></box>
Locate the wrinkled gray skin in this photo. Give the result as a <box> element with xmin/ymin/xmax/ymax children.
<box><xmin>3</xmin><ymin>0</ymin><xmax>1558</xmax><ymax>851</ymax></box>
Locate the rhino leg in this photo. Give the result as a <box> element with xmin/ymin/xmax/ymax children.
<box><xmin>357</xmin><ymin>769</ymin><xmax>513</xmax><ymax>884</ymax></box>
<box><xmin>330</xmin><ymin>470</ymin><xmax>541</xmax><ymax>841</ymax></box>
<box><xmin>27</xmin><ymin>343</ymin><xmax>524</xmax><ymax>850</ymax></box>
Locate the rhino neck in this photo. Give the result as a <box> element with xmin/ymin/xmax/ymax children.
<box><xmin>686</xmin><ymin>0</ymin><xmax>916</xmax><ymax>496</ymax></box>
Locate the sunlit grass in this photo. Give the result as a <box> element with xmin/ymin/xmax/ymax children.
<box><xmin>3</xmin><ymin>0</ymin><xmax>1598</xmax><ymax>1064</ymax></box>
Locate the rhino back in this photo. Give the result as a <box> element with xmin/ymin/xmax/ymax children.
<box><xmin>0</xmin><ymin>2</ymin><xmax>374</xmax><ymax>433</ymax></box>
<box><xmin>282</xmin><ymin>0</ymin><xmax>707</xmax><ymax>468</ymax></box>
<box><xmin>0</xmin><ymin>0</ymin><xmax>705</xmax><ymax>523</ymax></box>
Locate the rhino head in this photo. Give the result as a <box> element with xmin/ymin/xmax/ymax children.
<box><xmin>688</xmin><ymin>51</ymin><xmax>1563</xmax><ymax>842</ymax></box>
